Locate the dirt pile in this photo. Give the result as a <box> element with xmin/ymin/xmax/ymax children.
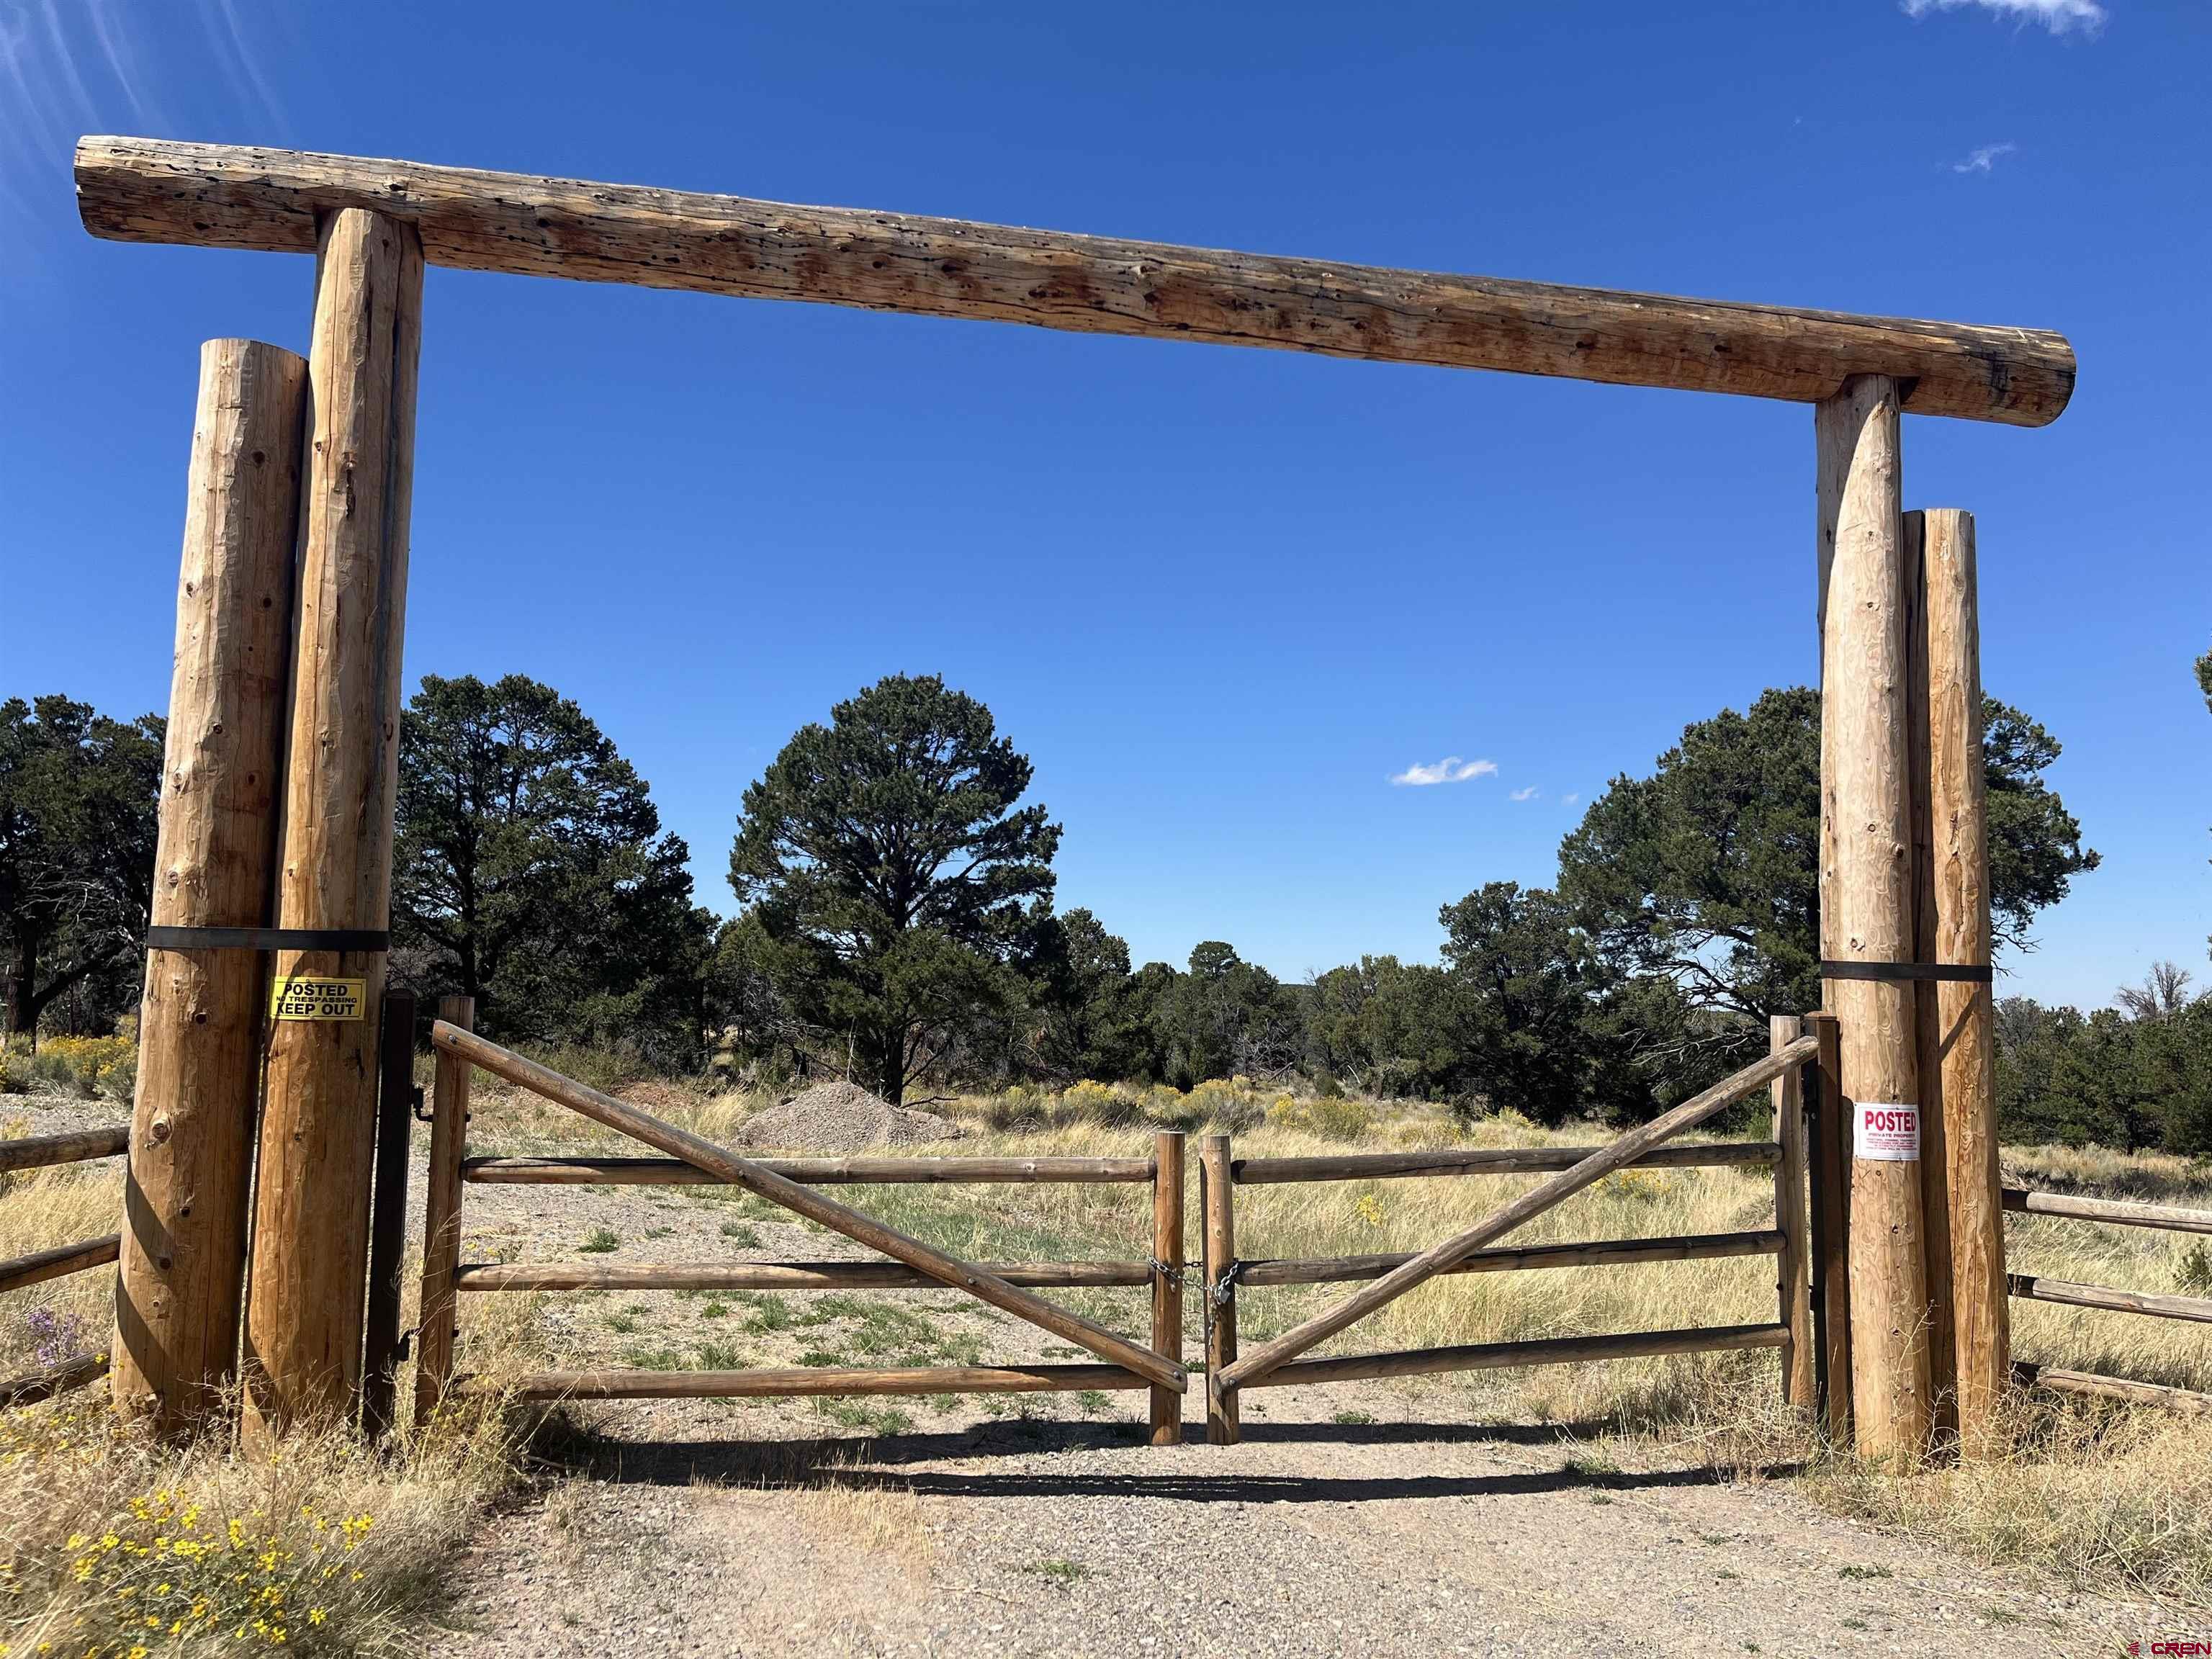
<box><xmin>740</xmin><ymin>1080</ymin><xmax>964</xmax><ymax>1152</ymax></box>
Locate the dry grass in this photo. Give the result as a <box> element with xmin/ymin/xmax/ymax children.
<box><xmin>8</xmin><ymin>1071</ymin><xmax>2212</xmax><ymax>1632</ymax></box>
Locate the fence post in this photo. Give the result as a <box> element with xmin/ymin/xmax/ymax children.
<box><xmin>1200</xmin><ymin>1133</ymin><xmax>1239</xmax><ymax>1445</ymax></box>
<box><xmin>1771</xmin><ymin>1015</ymin><xmax>1814</xmax><ymax>1408</ymax></box>
<box><xmin>412</xmin><ymin>994</ymin><xmax>472</xmax><ymax>1429</ymax></box>
<box><xmin>1817</xmin><ymin>374</ymin><xmax>1932</xmax><ymax>1462</ymax></box>
<box><xmin>1910</xmin><ymin>507</ymin><xmax>2009</xmax><ymax>1460</ymax></box>
<box><xmin>113</xmin><ymin>339</ymin><xmax>305</xmax><ymax>1437</ymax></box>
<box><xmin>1805</xmin><ymin>1010</ymin><xmax>1851</xmax><ymax>1442</ymax></box>
<box><xmin>244</xmin><ymin>207</ymin><xmax>426</xmax><ymax>1444</ymax></box>
<box><xmin>360</xmin><ymin>989</ymin><xmax>416</xmax><ymax>1441</ymax></box>
<box><xmin>1151</xmin><ymin>1129</ymin><xmax>1186</xmax><ymax>1446</ymax></box>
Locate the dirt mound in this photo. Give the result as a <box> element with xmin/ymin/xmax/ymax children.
<box><xmin>740</xmin><ymin>1080</ymin><xmax>964</xmax><ymax>1152</ymax></box>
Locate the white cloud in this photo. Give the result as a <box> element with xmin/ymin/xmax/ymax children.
<box><xmin>1562</xmin><ymin>793</ymin><xmax>1580</xmax><ymax>806</ymax></box>
<box><xmin>1509</xmin><ymin>786</ymin><xmax>1539</xmax><ymax>803</ymax></box>
<box><xmin>1901</xmin><ymin>0</ymin><xmax>2105</xmax><ymax>35</ymax></box>
<box><xmin>1390</xmin><ymin>756</ymin><xmax>1498</xmax><ymax>788</ymax></box>
<box><xmin>1953</xmin><ymin>142</ymin><xmax>2018</xmax><ymax>174</ymax></box>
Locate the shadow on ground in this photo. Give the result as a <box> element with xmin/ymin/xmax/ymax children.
<box><xmin>522</xmin><ymin>1413</ymin><xmax>1802</xmax><ymax>1505</ymax></box>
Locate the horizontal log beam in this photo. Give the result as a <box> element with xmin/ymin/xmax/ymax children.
<box><xmin>462</xmin><ymin>1154</ymin><xmax>1153</xmax><ymax>1186</ymax></box>
<box><xmin>0</xmin><ymin>1233</ymin><xmax>120</xmax><ymax>1295</ymax></box>
<box><xmin>1231</xmin><ymin>1141</ymin><xmax>1779</xmax><ymax>1186</ymax></box>
<box><xmin>1237</xmin><ymin>1230</ymin><xmax>1781</xmax><ymax>1289</ymax></box>
<box><xmin>74</xmin><ymin>137</ymin><xmax>2074</xmax><ymax>426</ymax></box>
<box><xmin>2018</xmin><ymin>1364</ymin><xmax>2212</xmax><ymax>1416</ymax></box>
<box><xmin>2007</xmin><ymin>1273</ymin><xmax>2212</xmax><ymax>1326</ymax></box>
<box><xmin>457</xmin><ymin>1258</ymin><xmax>1152</xmax><ymax>1292</ymax></box>
<box><xmin>1241</xmin><ymin>1322</ymin><xmax>1789</xmax><ymax>1390</ymax></box>
<box><xmin>2002</xmin><ymin>1187</ymin><xmax>2212</xmax><ymax>1236</ymax></box>
<box><xmin>0</xmin><ymin>1349</ymin><xmax>109</xmax><ymax>1410</ymax></box>
<box><xmin>0</xmin><ymin>1125</ymin><xmax>130</xmax><ymax>1173</ymax></box>
<box><xmin>466</xmin><ymin>1362</ymin><xmax>1151</xmax><ymax>1401</ymax></box>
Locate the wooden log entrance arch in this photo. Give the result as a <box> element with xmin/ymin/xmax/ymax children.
<box><xmin>78</xmin><ymin>135</ymin><xmax>2069</xmax><ymax>1460</ymax></box>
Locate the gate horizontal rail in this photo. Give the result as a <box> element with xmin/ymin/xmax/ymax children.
<box><xmin>457</xmin><ymin>1259</ymin><xmax>1154</xmax><ymax>1292</ymax></box>
<box><xmin>462</xmin><ymin>1154</ymin><xmax>1152</xmax><ymax>1184</ymax></box>
<box><xmin>469</xmin><ymin>1362</ymin><xmax>1151</xmax><ymax>1401</ymax></box>
<box><xmin>1243</xmin><ymin>1322</ymin><xmax>1788</xmax><ymax>1390</ymax></box>
<box><xmin>1229</xmin><ymin>1142</ymin><xmax>1780</xmax><ymax>1184</ymax></box>
<box><xmin>1237</xmin><ymin>1230</ymin><xmax>1782</xmax><ymax>1289</ymax></box>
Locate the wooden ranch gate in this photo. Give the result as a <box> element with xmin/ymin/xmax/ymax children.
<box><xmin>72</xmin><ymin>134</ymin><xmax>2081</xmax><ymax>1459</ymax></box>
<box><xmin>413</xmin><ymin>1000</ymin><xmax>1188</xmax><ymax>1434</ymax></box>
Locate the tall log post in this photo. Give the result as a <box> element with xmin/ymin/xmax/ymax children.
<box><xmin>1910</xmin><ymin>508</ymin><xmax>2009</xmax><ymax>1457</ymax></box>
<box><xmin>113</xmin><ymin>340</ymin><xmax>307</xmax><ymax>1435</ymax></box>
<box><xmin>1902</xmin><ymin>512</ymin><xmax>1959</xmax><ymax>1441</ymax></box>
<box><xmin>1150</xmin><ymin>1130</ymin><xmax>1186</xmax><ymax>1446</ymax></box>
<box><xmin>243</xmin><ymin>208</ymin><xmax>424</xmax><ymax>1443</ymax></box>
<box><xmin>1200</xmin><ymin>1134</ymin><xmax>1239</xmax><ymax>1446</ymax></box>
<box><xmin>1816</xmin><ymin>374</ymin><xmax>1931</xmax><ymax>1462</ymax></box>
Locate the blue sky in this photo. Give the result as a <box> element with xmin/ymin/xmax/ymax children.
<box><xmin>1</xmin><ymin>0</ymin><xmax>2206</xmax><ymax>1009</ymax></box>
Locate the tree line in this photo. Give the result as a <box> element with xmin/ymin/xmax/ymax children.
<box><xmin>6</xmin><ymin>655</ymin><xmax>2204</xmax><ymax>1152</ymax></box>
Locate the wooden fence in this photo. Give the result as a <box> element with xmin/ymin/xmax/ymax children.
<box><xmin>415</xmin><ymin>999</ymin><xmax>1187</xmax><ymax>1439</ymax></box>
<box><xmin>1196</xmin><ymin>1025</ymin><xmax>1827</xmax><ymax>1443</ymax></box>
<box><xmin>2001</xmin><ymin>1183</ymin><xmax>2212</xmax><ymax>1416</ymax></box>
<box><xmin>0</xmin><ymin>1123</ymin><xmax>129</xmax><ymax>1408</ymax></box>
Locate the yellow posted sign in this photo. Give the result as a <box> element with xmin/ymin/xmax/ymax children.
<box><xmin>269</xmin><ymin>976</ymin><xmax>367</xmax><ymax>1022</ymax></box>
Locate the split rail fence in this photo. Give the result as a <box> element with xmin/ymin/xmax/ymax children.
<box><xmin>2001</xmin><ymin>1183</ymin><xmax>2212</xmax><ymax>1416</ymax></box>
<box><xmin>415</xmin><ymin>999</ymin><xmax>1190</xmax><ymax>1439</ymax></box>
<box><xmin>0</xmin><ymin>1123</ymin><xmax>130</xmax><ymax>1408</ymax></box>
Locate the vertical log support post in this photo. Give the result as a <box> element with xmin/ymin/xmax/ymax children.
<box><xmin>1902</xmin><ymin>513</ymin><xmax>1958</xmax><ymax>1439</ymax></box>
<box><xmin>1770</xmin><ymin>1015</ymin><xmax>1815</xmax><ymax>1408</ymax></box>
<box><xmin>1150</xmin><ymin>1130</ymin><xmax>1186</xmax><ymax>1446</ymax></box>
<box><xmin>360</xmin><ymin>989</ymin><xmax>417</xmax><ymax>1441</ymax></box>
<box><xmin>412</xmin><ymin>995</ymin><xmax>472</xmax><ymax>1430</ymax></box>
<box><xmin>1911</xmin><ymin>508</ymin><xmax>2009</xmax><ymax>1457</ymax></box>
<box><xmin>244</xmin><ymin>209</ymin><xmax>425</xmax><ymax>1443</ymax></box>
<box><xmin>114</xmin><ymin>340</ymin><xmax>307</xmax><ymax>1434</ymax></box>
<box><xmin>1816</xmin><ymin>374</ymin><xmax>1932</xmax><ymax>1462</ymax></box>
<box><xmin>1200</xmin><ymin>1134</ymin><xmax>1239</xmax><ymax>1446</ymax></box>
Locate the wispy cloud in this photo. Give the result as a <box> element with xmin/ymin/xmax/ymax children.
<box><xmin>1390</xmin><ymin>756</ymin><xmax>1498</xmax><ymax>788</ymax></box>
<box><xmin>1562</xmin><ymin>793</ymin><xmax>1580</xmax><ymax>806</ymax></box>
<box><xmin>1901</xmin><ymin>0</ymin><xmax>2106</xmax><ymax>35</ymax></box>
<box><xmin>1953</xmin><ymin>142</ymin><xmax>2018</xmax><ymax>174</ymax></box>
<box><xmin>1509</xmin><ymin>786</ymin><xmax>1539</xmax><ymax>803</ymax></box>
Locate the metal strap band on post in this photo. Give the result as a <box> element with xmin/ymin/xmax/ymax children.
<box><xmin>145</xmin><ymin>925</ymin><xmax>391</xmax><ymax>953</ymax></box>
<box><xmin>1818</xmin><ymin>960</ymin><xmax>1992</xmax><ymax>984</ymax></box>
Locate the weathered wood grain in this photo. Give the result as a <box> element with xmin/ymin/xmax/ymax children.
<box><xmin>1817</xmin><ymin>375</ymin><xmax>1932</xmax><ymax>1462</ymax></box>
<box><xmin>245</xmin><ymin>210</ymin><xmax>423</xmax><ymax>1444</ymax></box>
<box><xmin>114</xmin><ymin>338</ymin><xmax>305</xmax><ymax>1437</ymax></box>
<box><xmin>460</xmin><ymin>1154</ymin><xmax>1153</xmax><ymax>1185</ymax></box>
<box><xmin>0</xmin><ymin>1125</ymin><xmax>128</xmax><ymax>1173</ymax></box>
<box><xmin>73</xmin><ymin>137</ymin><xmax>2074</xmax><ymax>426</ymax></box>
<box><xmin>1910</xmin><ymin>507</ymin><xmax>2008</xmax><ymax>1458</ymax></box>
<box><xmin>2001</xmin><ymin>1187</ymin><xmax>2212</xmax><ymax>1236</ymax></box>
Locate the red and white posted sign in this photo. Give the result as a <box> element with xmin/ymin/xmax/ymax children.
<box><xmin>1854</xmin><ymin>1101</ymin><xmax>1920</xmax><ymax>1161</ymax></box>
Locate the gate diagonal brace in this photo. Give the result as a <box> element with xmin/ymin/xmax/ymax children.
<box><xmin>430</xmin><ymin>1022</ymin><xmax>1184</xmax><ymax>1393</ymax></box>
